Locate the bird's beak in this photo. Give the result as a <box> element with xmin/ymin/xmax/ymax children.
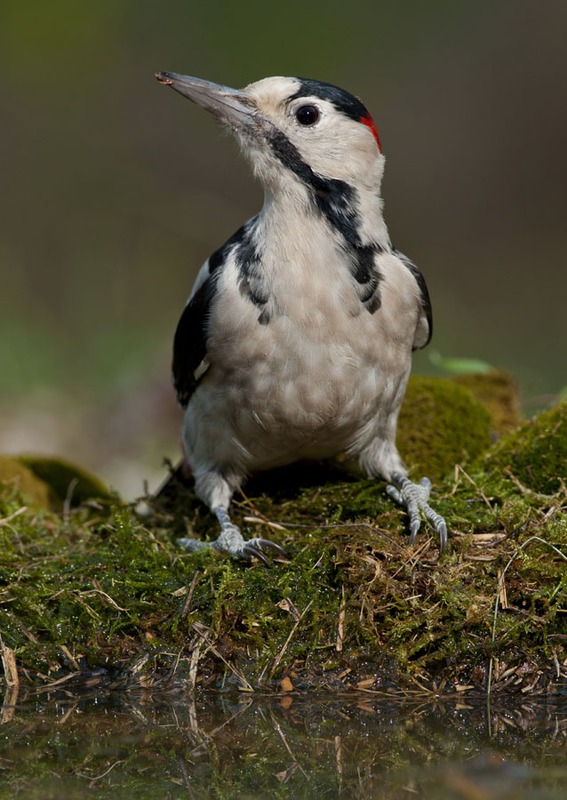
<box><xmin>155</xmin><ymin>72</ymin><xmax>256</xmax><ymax>129</ymax></box>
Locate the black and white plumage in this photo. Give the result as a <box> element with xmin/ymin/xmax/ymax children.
<box><xmin>155</xmin><ymin>72</ymin><xmax>447</xmax><ymax>562</ymax></box>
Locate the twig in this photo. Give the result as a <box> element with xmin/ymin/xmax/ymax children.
<box><xmin>0</xmin><ymin>638</ymin><xmax>19</xmax><ymax>687</ymax></box>
<box><xmin>271</xmin><ymin>712</ymin><xmax>309</xmax><ymax>779</ymax></box>
<box><xmin>235</xmin><ymin>490</ymin><xmax>287</xmax><ymax>529</ymax></box>
<box><xmin>551</xmin><ymin>648</ymin><xmax>561</xmax><ymax>680</ymax></box>
<box><xmin>497</xmin><ymin>567</ymin><xmax>508</xmax><ymax>610</ymax></box>
<box><xmin>59</xmin><ymin>644</ymin><xmax>80</xmax><ymax>672</ymax></box>
<box><xmin>450</xmin><ymin>464</ymin><xmax>494</xmax><ymax>510</ymax></box>
<box><xmin>0</xmin><ymin>637</ymin><xmax>19</xmax><ymax>725</ymax></box>
<box><xmin>1</xmin><ymin>684</ymin><xmax>19</xmax><ymax>724</ymax></box>
<box><xmin>36</xmin><ymin>671</ymin><xmax>80</xmax><ymax>690</ymax></box>
<box><xmin>88</xmin><ymin>579</ymin><xmax>128</xmax><ymax>612</ymax></box>
<box><xmin>76</xmin><ymin>759</ymin><xmax>126</xmax><ymax>783</ymax></box>
<box><xmin>0</xmin><ymin>507</ymin><xmax>27</xmax><ymax>527</ymax></box>
<box><xmin>63</xmin><ymin>478</ymin><xmax>79</xmax><ymax>524</ymax></box>
<box><xmin>192</xmin><ymin>623</ymin><xmax>253</xmax><ymax>691</ymax></box>
<box><xmin>243</xmin><ymin>516</ymin><xmax>287</xmax><ymax>531</ymax></box>
<box><xmin>335</xmin><ymin>734</ymin><xmax>344</xmax><ymax>787</ymax></box>
<box><xmin>190</xmin><ymin>698</ymin><xmax>252</xmax><ymax>756</ymax></box>
<box><xmin>264</xmin><ymin>599</ymin><xmax>314</xmax><ymax>681</ymax></box>
<box><xmin>471</xmin><ymin>533</ymin><xmax>509</xmax><ymax>545</ymax></box>
<box><xmin>163</xmin><ymin>648</ymin><xmax>184</xmax><ymax>685</ymax></box>
<box><xmin>188</xmin><ymin>640</ymin><xmax>203</xmax><ymax>691</ymax></box>
<box><xmin>57</xmin><ymin>702</ymin><xmax>79</xmax><ymax>726</ymax></box>
<box><xmin>181</xmin><ymin>571</ymin><xmax>200</xmax><ymax>620</ymax></box>
<box><xmin>391</xmin><ymin>538</ymin><xmax>432</xmax><ymax>578</ymax></box>
<box><xmin>178</xmin><ymin>759</ymin><xmax>197</xmax><ymax>799</ymax></box>
<box><xmin>336</xmin><ymin>585</ymin><xmax>346</xmax><ymax>652</ymax></box>
<box><xmin>504</xmin><ymin>469</ymin><xmax>567</xmax><ymax>501</ymax></box>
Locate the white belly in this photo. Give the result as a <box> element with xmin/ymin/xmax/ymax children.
<box><xmin>184</xmin><ymin>299</ymin><xmax>412</xmax><ymax>474</ymax></box>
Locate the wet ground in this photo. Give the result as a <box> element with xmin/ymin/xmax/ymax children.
<box><xmin>1</xmin><ymin>688</ymin><xmax>565</xmax><ymax>799</ymax></box>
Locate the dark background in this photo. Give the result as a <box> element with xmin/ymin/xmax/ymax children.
<box><xmin>1</xmin><ymin>0</ymin><xmax>565</xmax><ymax>495</ymax></box>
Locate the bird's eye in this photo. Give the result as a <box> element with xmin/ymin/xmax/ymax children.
<box><xmin>295</xmin><ymin>104</ymin><xmax>320</xmax><ymax>126</ymax></box>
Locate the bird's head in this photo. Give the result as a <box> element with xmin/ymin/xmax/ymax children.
<box><xmin>155</xmin><ymin>73</ymin><xmax>385</xmax><ymax>196</ymax></box>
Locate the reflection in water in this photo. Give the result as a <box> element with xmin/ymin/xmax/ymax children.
<box><xmin>0</xmin><ymin>687</ymin><xmax>566</xmax><ymax>798</ymax></box>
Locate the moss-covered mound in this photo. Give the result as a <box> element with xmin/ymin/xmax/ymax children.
<box><xmin>0</xmin><ymin>378</ymin><xmax>565</xmax><ymax>696</ymax></box>
<box><xmin>397</xmin><ymin>377</ymin><xmax>493</xmax><ymax>481</ymax></box>
<box><xmin>452</xmin><ymin>369</ymin><xmax>522</xmax><ymax>436</ymax></box>
<box><xmin>0</xmin><ymin>455</ymin><xmax>113</xmax><ymax>512</ymax></box>
<box><xmin>0</xmin><ymin>456</ymin><xmax>51</xmax><ymax>508</ymax></box>
<box><xmin>19</xmin><ymin>455</ymin><xmax>114</xmax><ymax>509</ymax></box>
<box><xmin>483</xmin><ymin>400</ymin><xmax>567</xmax><ymax>494</ymax></box>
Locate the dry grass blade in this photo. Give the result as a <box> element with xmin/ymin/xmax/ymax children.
<box><xmin>451</xmin><ymin>464</ymin><xmax>494</xmax><ymax>510</ymax></box>
<box><xmin>336</xmin><ymin>585</ymin><xmax>346</xmax><ymax>652</ymax></box>
<box><xmin>59</xmin><ymin>644</ymin><xmax>80</xmax><ymax>672</ymax></box>
<box><xmin>192</xmin><ymin>622</ymin><xmax>253</xmax><ymax>691</ymax></box>
<box><xmin>76</xmin><ymin>759</ymin><xmax>127</xmax><ymax>783</ymax></box>
<box><xmin>243</xmin><ymin>515</ymin><xmax>287</xmax><ymax>531</ymax></box>
<box><xmin>188</xmin><ymin>639</ymin><xmax>203</xmax><ymax>691</ymax></box>
<box><xmin>265</xmin><ymin>599</ymin><xmax>314</xmax><ymax>681</ymax></box>
<box><xmin>471</xmin><ymin>533</ymin><xmax>509</xmax><ymax>544</ymax></box>
<box><xmin>270</xmin><ymin>710</ymin><xmax>309</xmax><ymax>779</ymax></box>
<box><xmin>497</xmin><ymin>568</ymin><xmax>508</xmax><ymax>610</ymax></box>
<box><xmin>0</xmin><ymin>507</ymin><xmax>27</xmax><ymax>527</ymax></box>
<box><xmin>277</xmin><ymin>597</ymin><xmax>300</xmax><ymax>621</ymax></box>
<box><xmin>0</xmin><ymin>638</ymin><xmax>19</xmax><ymax>688</ymax></box>
<box><xmin>1</xmin><ymin>685</ymin><xmax>19</xmax><ymax>725</ymax></box>
<box><xmin>0</xmin><ymin>638</ymin><xmax>19</xmax><ymax>725</ymax></box>
<box><xmin>181</xmin><ymin>570</ymin><xmax>200</xmax><ymax>620</ymax></box>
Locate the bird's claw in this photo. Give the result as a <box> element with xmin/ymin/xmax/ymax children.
<box><xmin>178</xmin><ymin>529</ymin><xmax>285</xmax><ymax>565</ymax></box>
<box><xmin>386</xmin><ymin>473</ymin><xmax>447</xmax><ymax>554</ymax></box>
<box><xmin>240</xmin><ymin>537</ymin><xmax>286</xmax><ymax>565</ymax></box>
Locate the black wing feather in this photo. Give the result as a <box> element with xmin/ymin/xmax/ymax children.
<box><xmin>393</xmin><ymin>248</ymin><xmax>433</xmax><ymax>349</ymax></box>
<box><xmin>172</xmin><ymin>274</ymin><xmax>216</xmax><ymax>408</ymax></box>
<box><xmin>172</xmin><ymin>225</ymin><xmax>250</xmax><ymax>408</ymax></box>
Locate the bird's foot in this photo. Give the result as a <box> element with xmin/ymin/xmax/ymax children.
<box><xmin>214</xmin><ymin>524</ymin><xmax>285</xmax><ymax>565</ymax></box>
<box><xmin>178</xmin><ymin>508</ymin><xmax>285</xmax><ymax>565</ymax></box>
<box><xmin>386</xmin><ymin>472</ymin><xmax>447</xmax><ymax>554</ymax></box>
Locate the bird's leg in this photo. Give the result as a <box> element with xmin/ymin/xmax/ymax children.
<box><xmin>386</xmin><ymin>472</ymin><xmax>447</xmax><ymax>554</ymax></box>
<box><xmin>178</xmin><ymin>505</ymin><xmax>285</xmax><ymax>565</ymax></box>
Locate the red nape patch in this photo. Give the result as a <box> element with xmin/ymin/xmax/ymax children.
<box><xmin>360</xmin><ymin>114</ymin><xmax>381</xmax><ymax>150</ymax></box>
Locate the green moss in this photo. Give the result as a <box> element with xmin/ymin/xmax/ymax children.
<box><xmin>483</xmin><ymin>400</ymin><xmax>567</xmax><ymax>494</ymax></box>
<box><xmin>19</xmin><ymin>455</ymin><xmax>115</xmax><ymax>507</ymax></box>
<box><xmin>398</xmin><ymin>377</ymin><xmax>493</xmax><ymax>481</ymax></box>
<box><xmin>0</xmin><ymin>455</ymin><xmax>51</xmax><ymax>507</ymax></box>
<box><xmin>0</xmin><ymin>387</ymin><xmax>565</xmax><ymax>695</ymax></box>
<box><xmin>451</xmin><ymin>369</ymin><xmax>522</xmax><ymax>435</ymax></box>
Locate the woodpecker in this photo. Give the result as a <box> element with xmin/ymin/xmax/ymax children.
<box><xmin>155</xmin><ymin>71</ymin><xmax>447</xmax><ymax>563</ymax></box>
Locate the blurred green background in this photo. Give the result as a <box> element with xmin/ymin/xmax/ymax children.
<box><xmin>1</xmin><ymin>0</ymin><xmax>565</xmax><ymax>495</ymax></box>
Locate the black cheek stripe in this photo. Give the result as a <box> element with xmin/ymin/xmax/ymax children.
<box><xmin>267</xmin><ymin>127</ymin><xmax>383</xmax><ymax>313</ymax></box>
